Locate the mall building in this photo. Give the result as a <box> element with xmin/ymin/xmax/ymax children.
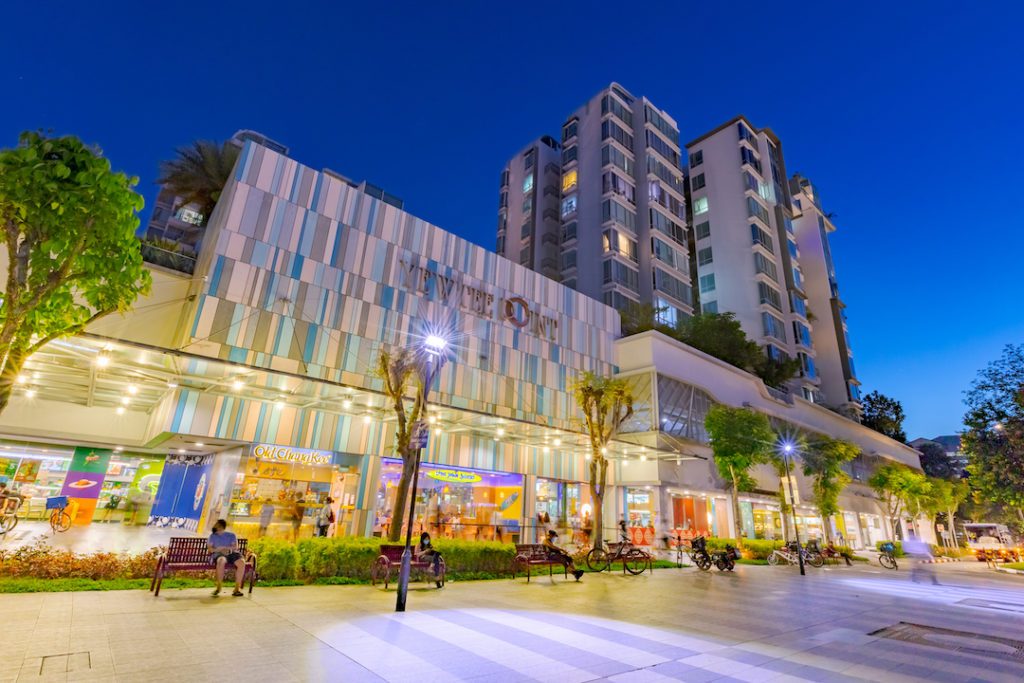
<box><xmin>0</xmin><ymin>140</ymin><xmax>929</xmax><ymax>547</ymax></box>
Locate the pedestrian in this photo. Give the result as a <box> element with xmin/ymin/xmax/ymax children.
<box><xmin>582</xmin><ymin>512</ymin><xmax>593</xmax><ymax>546</ymax></box>
<box><xmin>258</xmin><ymin>498</ymin><xmax>275</xmax><ymax>537</ymax></box>
<box><xmin>100</xmin><ymin>487</ymin><xmax>123</xmax><ymax>523</ymax></box>
<box><xmin>542</xmin><ymin>530</ymin><xmax>585</xmax><ymax>581</ymax></box>
<box><xmin>290</xmin><ymin>493</ymin><xmax>305</xmax><ymax>541</ymax></box>
<box><xmin>415</xmin><ymin>532</ymin><xmax>444</xmax><ymax>588</ymax></box>
<box><xmin>208</xmin><ymin>519</ymin><xmax>246</xmax><ymax>597</ymax></box>
<box><xmin>316</xmin><ymin>497</ymin><xmax>335</xmax><ymax>537</ymax></box>
<box><xmin>904</xmin><ymin>535</ymin><xmax>939</xmax><ymax>585</ymax></box>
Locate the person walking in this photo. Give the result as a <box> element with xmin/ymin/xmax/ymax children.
<box><xmin>258</xmin><ymin>499</ymin><xmax>275</xmax><ymax>537</ymax></box>
<box><xmin>315</xmin><ymin>497</ymin><xmax>335</xmax><ymax>537</ymax></box>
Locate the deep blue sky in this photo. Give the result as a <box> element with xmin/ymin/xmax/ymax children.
<box><xmin>3</xmin><ymin>2</ymin><xmax>1022</xmax><ymax>439</ymax></box>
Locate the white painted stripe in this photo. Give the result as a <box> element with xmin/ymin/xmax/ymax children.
<box><xmin>561</xmin><ymin>613</ymin><xmax>725</xmax><ymax>653</ymax></box>
<box><xmin>312</xmin><ymin>622</ymin><xmax>460</xmax><ymax>682</ymax></box>
<box><xmin>464</xmin><ymin>608</ymin><xmax>669</xmax><ymax>669</ymax></box>
<box><xmin>385</xmin><ymin>611</ymin><xmax>593</xmax><ymax>683</ymax></box>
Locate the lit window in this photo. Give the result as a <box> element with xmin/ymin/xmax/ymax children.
<box><xmin>693</xmin><ymin>196</ymin><xmax>709</xmax><ymax>215</ymax></box>
<box><xmin>522</xmin><ymin>173</ymin><xmax>534</xmax><ymax>194</ymax></box>
<box><xmin>561</xmin><ymin>169</ymin><xmax>578</xmax><ymax>192</ymax></box>
<box><xmin>561</xmin><ymin>195</ymin><xmax>577</xmax><ymax>217</ymax></box>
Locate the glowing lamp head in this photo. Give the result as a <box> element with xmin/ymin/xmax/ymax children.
<box><xmin>782</xmin><ymin>442</ymin><xmax>795</xmax><ymax>454</ymax></box>
<box><xmin>423</xmin><ymin>334</ymin><xmax>448</xmax><ymax>354</ymax></box>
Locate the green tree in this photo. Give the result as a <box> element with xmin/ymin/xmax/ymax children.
<box><xmin>860</xmin><ymin>391</ymin><xmax>907</xmax><ymax>442</ymax></box>
<box><xmin>924</xmin><ymin>477</ymin><xmax>969</xmax><ymax>548</ymax></box>
<box><xmin>375</xmin><ymin>348</ymin><xmax>429</xmax><ymax>542</ymax></box>
<box><xmin>704</xmin><ymin>405</ymin><xmax>775</xmax><ymax>540</ymax></box>
<box><xmin>916</xmin><ymin>441</ymin><xmax>960</xmax><ymax>480</ymax></box>
<box><xmin>156</xmin><ymin>139</ymin><xmax>240</xmax><ymax>224</ymax></box>
<box><xmin>868</xmin><ymin>462</ymin><xmax>926</xmax><ymax>539</ymax></box>
<box><xmin>802</xmin><ymin>437</ymin><xmax>860</xmax><ymax>543</ymax></box>
<box><xmin>0</xmin><ymin>132</ymin><xmax>151</xmax><ymax>415</ymax></box>
<box><xmin>573</xmin><ymin>372</ymin><xmax>635</xmax><ymax>550</ymax></box>
<box><xmin>961</xmin><ymin>345</ymin><xmax>1024</xmax><ymax>525</ymax></box>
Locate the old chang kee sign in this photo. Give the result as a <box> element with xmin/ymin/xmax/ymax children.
<box><xmin>253</xmin><ymin>444</ymin><xmax>332</xmax><ymax>466</ymax></box>
<box><xmin>397</xmin><ymin>257</ymin><xmax>559</xmax><ymax>341</ymax></box>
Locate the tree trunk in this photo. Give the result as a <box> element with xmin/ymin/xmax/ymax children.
<box><xmin>821</xmin><ymin>509</ymin><xmax>834</xmax><ymax>544</ymax></box>
<box><xmin>729</xmin><ymin>465</ymin><xmax>743</xmax><ymax>542</ymax></box>
<box><xmin>589</xmin><ymin>451</ymin><xmax>607</xmax><ymax>549</ymax></box>
<box><xmin>386</xmin><ymin>452</ymin><xmax>417</xmax><ymax>542</ymax></box>
<box><xmin>0</xmin><ymin>345</ymin><xmax>27</xmax><ymax>415</ymax></box>
<box><xmin>777</xmin><ymin>481</ymin><xmax>790</xmax><ymax>543</ymax></box>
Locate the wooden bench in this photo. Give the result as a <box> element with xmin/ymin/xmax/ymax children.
<box><xmin>512</xmin><ymin>543</ymin><xmax>568</xmax><ymax>582</ymax></box>
<box><xmin>371</xmin><ymin>544</ymin><xmax>446</xmax><ymax>589</ymax></box>
<box><xmin>150</xmin><ymin>537</ymin><xmax>257</xmax><ymax>596</ymax></box>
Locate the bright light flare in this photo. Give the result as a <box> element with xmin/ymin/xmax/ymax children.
<box><xmin>423</xmin><ymin>334</ymin><xmax>448</xmax><ymax>353</ymax></box>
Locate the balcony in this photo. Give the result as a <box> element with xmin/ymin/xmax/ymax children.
<box><xmin>140</xmin><ymin>239</ymin><xmax>197</xmax><ymax>275</ymax></box>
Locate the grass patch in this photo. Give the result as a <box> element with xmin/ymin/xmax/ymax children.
<box><xmin>0</xmin><ymin>577</ymin><xmax>303</xmax><ymax>594</ymax></box>
<box><xmin>1004</xmin><ymin>563</ymin><xmax>1024</xmax><ymax>572</ymax></box>
<box><xmin>736</xmin><ymin>558</ymin><xmax>769</xmax><ymax>565</ymax></box>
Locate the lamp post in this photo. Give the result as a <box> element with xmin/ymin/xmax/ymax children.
<box><xmin>396</xmin><ymin>333</ymin><xmax>448</xmax><ymax>613</ymax></box>
<box><xmin>781</xmin><ymin>442</ymin><xmax>805</xmax><ymax>576</ymax></box>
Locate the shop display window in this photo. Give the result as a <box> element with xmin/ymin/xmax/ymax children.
<box><xmin>534</xmin><ymin>478</ymin><xmax>591</xmax><ymax>543</ymax></box>
<box><xmin>375</xmin><ymin>459</ymin><xmax>523</xmax><ymax>542</ymax></box>
<box><xmin>229</xmin><ymin>454</ymin><xmax>341</xmax><ymax>540</ymax></box>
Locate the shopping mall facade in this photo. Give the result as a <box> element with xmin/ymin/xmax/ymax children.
<box><xmin>0</xmin><ymin>141</ymin><xmax>930</xmax><ymax>548</ymax></box>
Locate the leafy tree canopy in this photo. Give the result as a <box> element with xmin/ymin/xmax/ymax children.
<box><xmin>916</xmin><ymin>441</ymin><xmax>960</xmax><ymax>480</ymax></box>
<box><xmin>802</xmin><ymin>437</ymin><xmax>859</xmax><ymax>518</ymax></box>
<box><xmin>860</xmin><ymin>391</ymin><xmax>907</xmax><ymax>442</ymax></box>
<box><xmin>705</xmin><ymin>405</ymin><xmax>775</xmax><ymax>490</ymax></box>
<box><xmin>0</xmin><ymin>131</ymin><xmax>151</xmax><ymax>413</ymax></box>
<box><xmin>156</xmin><ymin>139</ymin><xmax>239</xmax><ymax>223</ymax></box>
<box><xmin>963</xmin><ymin>344</ymin><xmax>1024</xmax><ymax>430</ymax></box>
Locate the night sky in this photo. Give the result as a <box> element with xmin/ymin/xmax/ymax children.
<box><xmin>4</xmin><ymin>2</ymin><xmax>1022</xmax><ymax>439</ymax></box>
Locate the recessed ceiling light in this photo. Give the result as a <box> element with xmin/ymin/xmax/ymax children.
<box><xmin>167</xmin><ymin>381</ymin><xmax>179</xmax><ymax>388</ymax></box>
<box><xmin>120</xmin><ymin>396</ymin><xmax>131</xmax><ymax>405</ymax></box>
<box><xmin>342</xmin><ymin>399</ymin><xmax>353</xmax><ymax>409</ymax></box>
<box><xmin>553</xmin><ymin>438</ymin><xmax>562</xmax><ymax>446</ymax></box>
<box><xmin>542</xmin><ymin>447</ymin><xmax>550</xmax><ymax>454</ymax></box>
<box><xmin>177</xmin><ymin>448</ymin><xmax>186</xmax><ymax>454</ymax></box>
<box><xmin>16</xmin><ymin>374</ymin><xmax>27</xmax><ymax>385</ymax></box>
<box><xmin>95</xmin><ymin>352</ymin><xmax>111</xmax><ymax>368</ymax></box>
<box><xmin>114</xmin><ymin>447</ymin><xmax>123</xmax><ymax>452</ymax></box>
<box><xmin>25</xmin><ymin>388</ymin><xmax>36</xmax><ymax>399</ymax></box>
<box><xmin>274</xmin><ymin>398</ymin><xmax>285</xmax><ymax>409</ymax></box>
<box><xmin>434</xmin><ymin>428</ymin><xmax>441</xmax><ymax>436</ymax></box>
<box><xmin>196</xmin><ymin>443</ymin><xmax>205</xmax><ymax>448</ymax></box>
<box><xmin>232</xmin><ymin>379</ymin><xmax>244</xmax><ymax>391</ymax></box>
<box><xmin>496</xmin><ymin>428</ymin><xmax>505</xmax><ymax>437</ymax></box>
<box><xmin>126</xmin><ymin>384</ymin><xmax>138</xmax><ymax>396</ymax></box>
<box><xmin>428</xmin><ymin>415</ymin><xmax>437</xmax><ymax>424</ymax></box>
<box><xmin>362</xmin><ymin>415</ymin><xmax>372</xmax><ymax>424</ymax></box>
<box><xmin>116</xmin><ymin>406</ymin><xmax>126</xmax><ymax>415</ymax></box>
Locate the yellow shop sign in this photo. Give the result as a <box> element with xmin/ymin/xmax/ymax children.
<box><xmin>252</xmin><ymin>444</ymin><xmax>332</xmax><ymax>466</ymax></box>
<box><xmin>426</xmin><ymin>468</ymin><xmax>481</xmax><ymax>484</ymax></box>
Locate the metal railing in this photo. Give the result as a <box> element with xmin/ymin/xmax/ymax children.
<box><xmin>139</xmin><ymin>241</ymin><xmax>197</xmax><ymax>275</ymax></box>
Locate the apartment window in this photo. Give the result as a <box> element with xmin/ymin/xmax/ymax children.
<box><xmin>603</xmin><ymin>289</ymin><xmax>638</xmax><ymax>311</ymax></box>
<box><xmin>520</xmin><ymin>221</ymin><xmax>532</xmax><ymax>239</ymax></box>
<box><xmin>498</xmin><ymin>190</ymin><xmax>508</xmax><ymax>209</ymax></box>
<box><xmin>562</xmin><ymin>145</ymin><xmax>577</xmax><ymax>165</ymax></box>
<box><xmin>793</xmin><ymin>267</ymin><xmax>804</xmax><ymax>290</ymax></box>
<box><xmin>603</xmin><ymin>259</ymin><xmax>640</xmax><ymax>292</ymax></box>
<box><xmin>751</xmin><ymin>224</ymin><xmax>774</xmax><ymax>253</ymax></box>
<box><xmin>649</xmin><ymin>181</ymin><xmax>685</xmax><ymax>218</ymax></box>
<box><xmin>747</xmin><ymin>196</ymin><xmax>770</xmax><ymax>224</ymax></box>
<box><xmin>765</xmin><ymin>344</ymin><xmax>786</xmax><ymax>362</ymax></box>
<box><xmin>697</xmin><ymin>247</ymin><xmax>713</xmax><ymax>266</ymax></box>
<box><xmin>699</xmin><ymin>273</ymin><xmax>716</xmax><ymax>293</ymax></box>
<box><xmin>740</xmin><ymin>147</ymin><xmax>762</xmax><ymax>175</ymax></box>
<box><xmin>758</xmin><ymin>181</ymin><xmax>774</xmax><ymax>204</ymax></box>
<box><xmin>754</xmin><ymin>252</ymin><xmax>778</xmax><ymax>281</ymax></box>
<box><xmin>650</xmin><ymin>209</ymin><xmax>686</xmax><ymax>245</ymax></box>
<box><xmin>758</xmin><ymin>282</ymin><xmax>782</xmax><ymax>310</ymax></box>
<box><xmin>799</xmin><ymin>352</ymin><xmax>817</xmax><ymax>379</ymax></box>
<box><xmin>495</xmin><ymin>235</ymin><xmax>505</xmax><ymax>253</ymax></box>
<box><xmin>691</xmin><ymin>173</ymin><xmax>706</xmax><ymax>191</ymax></box>
<box><xmin>562</xmin><ymin>278</ymin><xmax>576</xmax><ymax>290</ymax></box>
<box><xmin>602</xmin><ymin>94</ymin><xmax>634</xmax><ymax>127</ymax></box>
<box><xmin>602</xmin><ymin>144</ymin><xmax>635</xmax><ymax>176</ymax></box>
<box><xmin>602</xmin><ymin>199</ymin><xmax>637</xmax><ymax>231</ymax></box>
<box><xmin>500</xmin><ymin>169</ymin><xmax>510</xmax><ymax>188</ymax></box>
<box><xmin>522</xmin><ymin>195</ymin><xmax>533</xmax><ymax>214</ymax></box>
<box><xmin>602</xmin><ymin>171</ymin><xmax>636</xmax><ymax>204</ymax></box>
<box><xmin>743</xmin><ymin>171</ymin><xmax>759</xmax><ymax>194</ymax></box>
<box><xmin>561</xmin><ymin>249</ymin><xmax>577</xmax><ymax>271</ymax></box>
<box><xmin>602</xmin><ymin>229</ymin><xmax>638</xmax><ymax>262</ymax></box>
<box><xmin>790</xmin><ymin>293</ymin><xmax>807</xmax><ymax>317</ymax></box>
<box><xmin>694</xmin><ymin>221</ymin><xmax>711</xmax><ymax>240</ymax></box>
<box><xmin>519</xmin><ymin>248</ymin><xmax>532</xmax><ymax>266</ymax></box>
<box><xmin>738</xmin><ymin>122</ymin><xmax>757</xmax><ymax>144</ymax></box>
<box><xmin>762</xmin><ymin>312</ymin><xmax>786</xmax><ymax>341</ymax></box>
<box><xmin>654</xmin><ymin>297</ymin><xmax>681</xmax><ymax>328</ymax></box>
<box><xmin>561</xmin><ymin>195</ymin><xmax>577</xmax><ymax>217</ymax></box>
<box><xmin>644</xmin><ymin>105</ymin><xmax>680</xmax><ymax>145</ymax></box>
<box><xmin>793</xmin><ymin>321</ymin><xmax>812</xmax><ymax>348</ymax></box>
<box><xmin>702</xmin><ymin>301</ymin><xmax>718</xmax><ymax>314</ymax></box>
<box><xmin>793</xmin><ymin>198</ymin><xmax>802</xmax><ymax>210</ymax></box>
<box><xmin>848</xmin><ymin>381</ymin><xmax>861</xmax><ymax>402</ymax></box>
<box><xmin>523</xmin><ymin>150</ymin><xmax>535</xmax><ymax>170</ymax></box>
<box><xmin>562</xmin><ymin>119</ymin><xmax>578</xmax><ymax>142</ymax></box>
<box><xmin>652</xmin><ymin>237</ymin><xmax>684</xmax><ymax>270</ymax></box>
<box><xmin>522</xmin><ymin>173</ymin><xmax>534</xmax><ymax>194</ymax></box>
<box><xmin>561</xmin><ymin>169</ymin><xmax>578</xmax><ymax>192</ymax></box>
<box><xmin>645</xmin><ymin>130</ymin><xmax>680</xmax><ymax>166</ymax></box>
<box><xmin>602</xmin><ymin>119</ymin><xmax>634</xmax><ymax>149</ymax></box>
<box><xmin>848</xmin><ymin>356</ymin><xmax>857</xmax><ymax>379</ymax></box>
<box><xmin>788</xmin><ymin>239</ymin><xmax>798</xmax><ymax>260</ymax></box>
<box><xmin>561</xmin><ymin>221</ymin><xmax>577</xmax><ymax>243</ymax></box>
<box><xmin>688</xmin><ymin>150</ymin><xmax>703</xmax><ymax>168</ymax></box>
<box><xmin>654</xmin><ymin>268</ymin><xmax>692</xmax><ymax>304</ymax></box>
<box><xmin>692</xmin><ymin>196</ymin><xmax>709</xmax><ymax>215</ymax></box>
<box><xmin>784</xmin><ymin>215</ymin><xmax>795</xmax><ymax>234</ymax></box>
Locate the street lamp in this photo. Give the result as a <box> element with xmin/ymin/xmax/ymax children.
<box><xmin>396</xmin><ymin>332</ymin><xmax>449</xmax><ymax>613</ymax></box>
<box><xmin>780</xmin><ymin>441</ymin><xmax>805</xmax><ymax>576</ymax></box>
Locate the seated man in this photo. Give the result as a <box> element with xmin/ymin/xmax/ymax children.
<box><xmin>0</xmin><ymin>482</ymin><xmax>22</xmax><ymax>515</ymax></box>
<box><xmin>208</xmin><ymin>519</ymin><xmax>246</xmax><ymax>597</ymax></box>
<box><xmin>542</xmin><ymin>529</ymin><xmax>584</xmax><ymax>581</ymax></box>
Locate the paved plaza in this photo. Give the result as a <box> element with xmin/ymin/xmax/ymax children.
<box><xmin>1</xmin><ymin>561</ymin><xmax>1022</xmax><ymax>682</ymax></box>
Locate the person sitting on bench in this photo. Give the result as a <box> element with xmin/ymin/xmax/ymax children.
<box><xmin>542</xmin><ymin>529</ymin><xmax>584</xmax><ymax>581</ymax></box>
<box><xmin>415</xmin><ymin>532</ymin><xmax>444</xmax><ymax>588</ymax></box>
<box><xmin>208</xmin><ymin>519</ymin><xmax>245</xmax><ymax>597</ymax></box>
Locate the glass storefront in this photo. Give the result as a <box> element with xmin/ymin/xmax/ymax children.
<box><xmin>626</xmin><ymin>487</ymin><xmax>656</xmax><ymax>545</ymax></box>
<box><xmin>740</xmin><ymin>500</ymin><xmax>784</xmax><ymax>540</ymax></box>
<box><xmin>376</xmin><ymin>459</ymin><xmax>524</xmax><ymax>542</ymax></box>
<box><xmin>534</xmin><ymin>478</ymin><xmax>590</xmax><ymax>543</ymax></box>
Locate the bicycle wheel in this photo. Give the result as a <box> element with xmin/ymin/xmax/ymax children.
<box><xmin>695</xmin><ymin>554</ymin><xmax>712</xmax><ymax>571</ymax></box>
<box><xmin>50</xmin><ymin>510</ymin><xmax>72</xmax><ymax>532</ymax></box>
<box><xmin>586</xmin><ymin>547</ymin><xmax>610</xmax><ymax>572</ymax></box>
<box><xmin>767</xmin><ymin>551</ymin><xmax>779</xmax><ymax>566</ymax></box>
<box><xmin>0</xmin><ymin>514</ymin><xmax>16</xmax><ymax>534</ymax></box>
<box><xmin>879</xmin><ymin>554</ymin><xmax>897</xmax><ymax>570</ymax></box>
<box><xmin>624</xmin><ymin>549</ymin><xmax>648</xmax><ymax>575</ymax></box>
<box><xmin>806</xmin><ymin>552</ymin><xmax>824</xmax><ymax>568</ymax></box>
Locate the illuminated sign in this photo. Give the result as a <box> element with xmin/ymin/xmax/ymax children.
<box><xmin>426</xmin><ymin>468</ymin><xmax>482</xmax><ymax>484</ymax></box>
<box><xmin>396</xmin><ymin>256</ymin><xmax>560</xmax><ymax>341</ymax></box>
<box><xmin>252</xmin><ymin>444</ymin><xmax>332</xmax><ymax>466</ymax></box>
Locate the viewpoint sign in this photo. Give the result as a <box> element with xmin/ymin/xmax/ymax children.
<box><xmin>396</xmin><ymin>255</ymin><xmax>560</xmax><ymax>341</ymax></box>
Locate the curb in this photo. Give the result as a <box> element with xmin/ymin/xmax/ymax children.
<box><xmin>920</xmin><ymin>557</ymin><xmax>963</xmax><ymax>564</ymax></box>
<box><xmin>994</xmin><ymin>566</ymin><xmax>1024</xmax><ymax>575</ymax></box>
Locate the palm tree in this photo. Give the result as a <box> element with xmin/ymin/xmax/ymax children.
<box><xmin>156</xmin><ymin>140</ymin><xmax>240</xmax><ymax>223</ymax></box>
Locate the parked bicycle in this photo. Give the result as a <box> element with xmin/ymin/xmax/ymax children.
<box><xmin>878</xmin><ymin>541</ymin><xmax>898</xmax><ymax>569</ymax></box>
<box><xmin>586</xmin><ymin>539</ymin><xmax>651</xmax><ymax>574</ymax></box>
<box><xmin>807</xmin><ymin>539</ymin><xmax>852</xmax><ymax>566</ymax></box>
<box><xmin>46</xmin><ymin>496</ymin><xmax>72</xmax><ymax>533</ymax></box>
<box><xmin>768</xmin><ymin>542</ymin><xmax>824</xmax><ymax>568</ymax></box>
<box><xmin>0</xmin><ymin>497</ymin><xmax>21</xmax><ymax>534</ymax></box>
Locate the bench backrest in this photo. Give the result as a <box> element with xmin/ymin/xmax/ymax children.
<box><xmin>378</xmin><ymin>544</ymin><xmax>409</xmax><ymax>562</ymax></box>
<box><xmin>166</xmin><ymin>536</ymin><xmax>249</xmax><ymax>563</ymax></box>
<box><xmin>514</xmin><ymin>543</ymin><xmax>551</xmax><ymax>561</ymax></box>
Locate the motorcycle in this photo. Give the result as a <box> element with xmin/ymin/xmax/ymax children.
<box><xmin>712</xmin><ymin>544</ymin><xmax>740</xmax><ymax>571</ymax></box>
<box><xmin>688</xmin><ymin>536</ymin><xmax>713</xmax><ymax>571</ymax></box>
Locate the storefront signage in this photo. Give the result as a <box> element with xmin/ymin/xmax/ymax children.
<box><xmin>253</xmin><ymin>444</ymin><xmax>332</xmax><ymax>466</ymax></box>
<box><xmin>396</xmin><ymin>256</ymin><xmax>560</xmax><ymax>341</ymax></box>
<box><xmin>426</xmin><ymin>468</ymin><xmax>482</xmax><ymax>484</ymax></box>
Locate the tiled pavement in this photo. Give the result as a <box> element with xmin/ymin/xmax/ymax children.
<box><xmin>1</xmin><ymin>562</ymin><xmax>1022</xmax><ymax>682</ymax></box>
